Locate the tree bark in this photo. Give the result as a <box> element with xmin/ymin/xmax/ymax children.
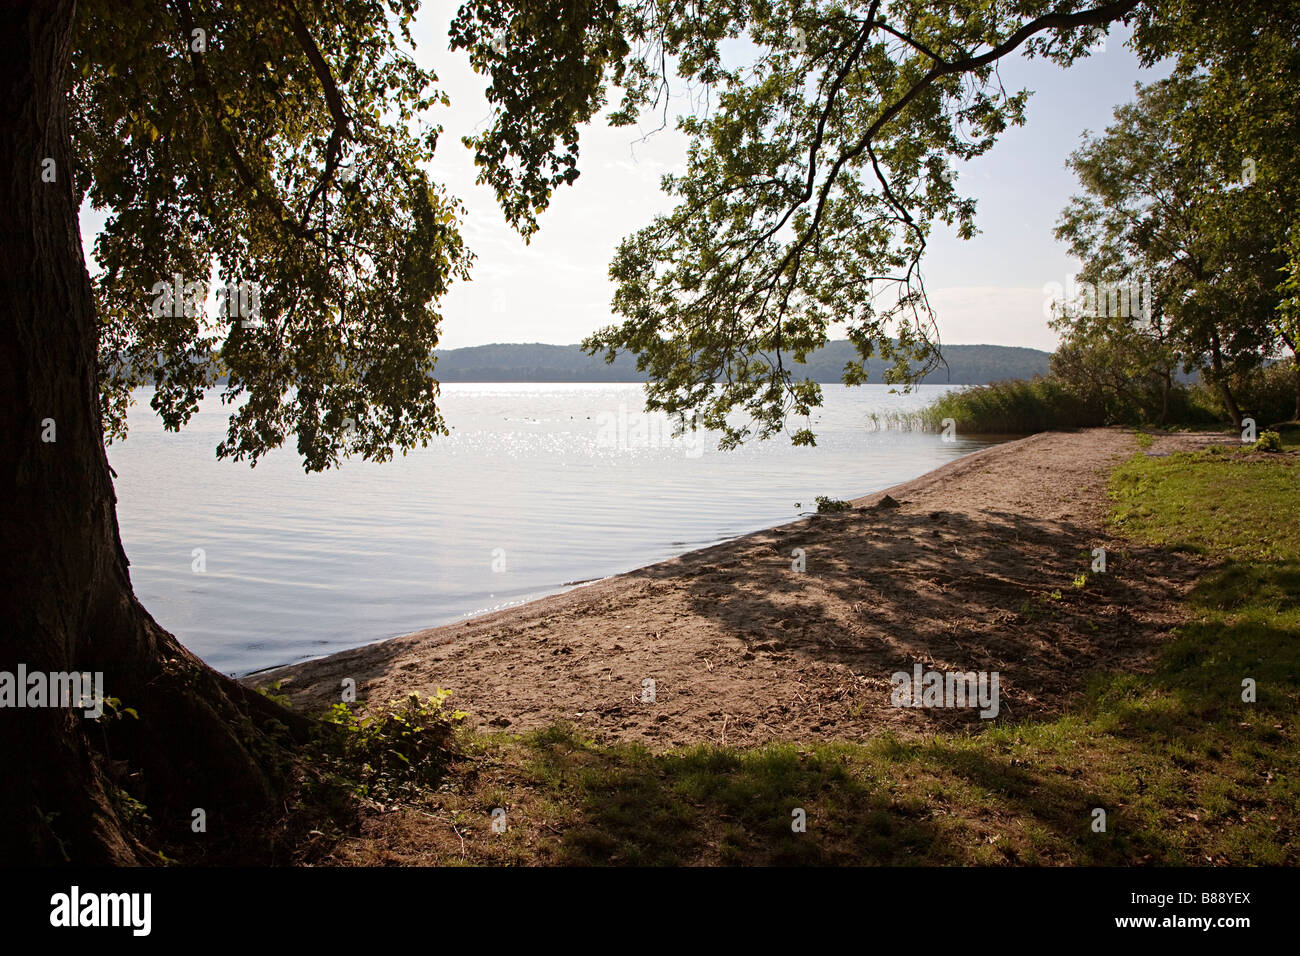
<box><xmin>1279</xmin><ymin>332</ymin><xmax>1300</xmax><ymax>422</ymax></box>
<box><xmin>1159</xmin><ymin>367</ymin><xmax>1170</xmax><ymax>427</ymax></box>
<box><xmin>1153</xmin><ymin>306</ymin><xmax>1172</xmax><ymax>427</ymax></box>
<box><xmin>1207</xmin><ymin>330</ymin><xmax>1242</xmax><ymax>430</ymax></box>
<box><xmin>0</xmin><ymin>0</ymin><xmax>303</xmax><ymax>865</ymax></box>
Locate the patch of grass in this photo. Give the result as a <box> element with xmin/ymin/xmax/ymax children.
<box><xmin>918</xmin><ymin>378</ymin><xmax>1102</xmax><ymax>434</ymax></box>
<box><xmin>1110</xmin><ymin>446</ymin><xmax>1300</xmax><ymax>561</ymax></box>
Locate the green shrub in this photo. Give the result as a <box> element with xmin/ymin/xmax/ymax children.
<box><xmin>1237</xmin><ymin>361</ymin><xmax>1299</xmax><ymax>425</ymax></box>
<box><xmin>1191</xmin><ymin>361</ymin><xmax>1299</xmax><ymax>427</ymax></box>
<box><xmin>1256</xmin><ymin>430</ymin><xmax>1283</xmax><ymax>452</ymax></box>
<box><xmin>815</xmin><ymin>495</ymin><xmax>852</xmax><ymax>513</ymax></box>
<box><xmin>256</xmin><ymin>679</ymin><xmax>292</xmax><ymax>709</ymax></box>
<box><xmin>1163</xmin><ymin>383</ymin><xmax>1223</xmax><ymax>426</ymax></box>
<box><xmin>321</xmin><ymin>691</ymin><xmax>466</xmax><ymax>801</ymax></box>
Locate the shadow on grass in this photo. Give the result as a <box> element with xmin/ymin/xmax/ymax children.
<box><xmin>518</xmin><ymin>725</ymin><xmax>946</xmax><ymax>865</ymax></box>
<box><xmin>513</xmin><ymin>724</ymin><xmax>1150</xmax><ymax>865</ymax></box>
<box><xmin>1099</xmin><ymin>561</ymin><xmax>1300</xmax><ymax>722</ymax></box>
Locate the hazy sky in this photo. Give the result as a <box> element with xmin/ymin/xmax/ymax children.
<box><xmin>79</xmin><ymin>8</ymin><xmax>1171</xmax><ymax>354</ymax></box>
<box><xmin>414</xmin><ymin>6</ymin><xmax>1170</xmax><ymax>352</ymax></box>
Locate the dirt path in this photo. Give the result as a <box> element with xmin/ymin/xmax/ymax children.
<box><xmin>248</xmin><ymin>427</ymin><xmax>1230</xmax><ymax>745</ymax></box>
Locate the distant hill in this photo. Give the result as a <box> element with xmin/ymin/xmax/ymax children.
<box><xmin>431</xmin><ymin>340</ymin><xmax>1052</xmax><ymax>385</ymax></box>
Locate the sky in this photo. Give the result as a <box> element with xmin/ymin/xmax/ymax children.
<box><xmin>79</xmin><ymin>7</ymin><xmax>1172</xmax><ymax>354</ymax></box>
<box><xmin>409</xmin><ymin>7</ymin><xmax>1171</xmax><ymax>353</ymax></box>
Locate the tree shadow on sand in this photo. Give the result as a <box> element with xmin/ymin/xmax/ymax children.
<box><xmin>636</xmin><ymin>503</ymin><xmax>1203</xmax><ymax>732</ymax></box>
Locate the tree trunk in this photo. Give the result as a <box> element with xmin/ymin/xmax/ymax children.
<box><xmin>1153</xmin><ymin>306</ymin><xmax>1171</xmax><ymax>427</ymax></box>
<box><xmin>1287</xmin><ymin>341</ymin><xmax>1299</xmax><ymax>422</ymax></box>
<box><xmin>1159</xmin><ymin>367</ymin><xmax>1170</xmax><ymax>427</ymax></box>
<box><xmin>0</xmin><ymin>0</ymin><xmax>304</xmax><ymax>865</ymax></box>
<box><xmin>1207</xmin><ymin>330</ymin><xmax>1242</xmax><ymax>430</ymax></box>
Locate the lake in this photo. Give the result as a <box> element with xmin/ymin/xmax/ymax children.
<box><xmin>107</xmin><ymin>383</ymin><xmax>996</xmax><ymax>676</ymax></box>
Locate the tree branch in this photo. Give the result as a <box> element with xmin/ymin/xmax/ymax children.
<box><xmin>281</xmin><ymin>0</ymin><xmax>353</xmax><ymax>217</ymax></box>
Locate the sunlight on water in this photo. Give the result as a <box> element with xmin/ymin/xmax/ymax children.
<box><xmin>107</xmin><ymin>383</ymin><xmax>997</xmax><ymax>676</ymax></box>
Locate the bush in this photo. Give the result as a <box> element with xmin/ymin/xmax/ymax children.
<box><xmin>1186</xmin><ymin>361</ymin><xmax>1298</xmax><ymax>428</ymax></box>
<box><xmin>815</xmin><ymin>495</ymin><xmax>852</xmax><ymax>513</ymax></box>
<box><xmin>321</xmin><ymin>691</ymin><xmax>466</xmax><ymax>801</ymax></box>
<box><xmin>1256</xmin><ymin>430</ymin><xmax>1283</xmax><ymax>452</ymax></box>
<box><xmin>1235</xmin><ymin>361</ymin><xmax>1299</xmax><ymax>426</ymax></box>
<box><xmin>1162</xmin><ymin>384</ymin><xmax>1223</xmax><ymax>426</ymax></box>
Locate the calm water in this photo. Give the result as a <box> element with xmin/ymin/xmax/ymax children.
<box><xmin>108</xmin><ymin>383</ymin><xmax>995</xmax><ymax>676</ymax></box>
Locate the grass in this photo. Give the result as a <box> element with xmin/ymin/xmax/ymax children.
<box><xmin>915</xmin><ymin>374</ymin><xmax>1235</xmax><ymax>435</ymax></box>
<box><xmin>1110</xmin><ymin>437</ymin><xmax>1300</xmax><ymax>561</ymax></box>
<box><xmin>306</xmin><ymin>434</ymin><xmax>1300</xmax><ymax>866</ymax></box>
<box><xmin>917</xmin><ymin>377</ymin><xmax>1105</xmax><ymax>434</ymax></box>
<box><xmin>1095</xmin><ymin>436</ymin><xmax>1300</xmax><ymax>864</ymax></box>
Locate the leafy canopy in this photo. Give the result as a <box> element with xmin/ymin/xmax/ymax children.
<box><xmin>581</xmin><ymin>0</ymin><xmax>1138</xmax><ymax>447</ymax></box>
<box><xmin>1131</xmin><ymin>0</ymin><xmax>1300</xmax><ymax>362</ymax></box>
<box><xmin>1052</xmin><ymin>0</ymin><xmax>1300</xmax><ymax>422</ymax></box>
<box><xmin>75</xmin><ymin>0</ymin><xmax>1143</xmax><ymax>468</ymax></box>
<box><xmin>1053</xmin><ymin>77</ymin><xmax>1279</xmax><ymax>402</ymax></box>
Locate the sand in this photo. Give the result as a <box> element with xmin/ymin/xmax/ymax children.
<box><xmin>247</xmin><ymin>427</ymin><xmax>1232</xmax><ymax>744</ymax></box>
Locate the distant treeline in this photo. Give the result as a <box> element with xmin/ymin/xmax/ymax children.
<box><xmin>431</xmin><ymin>341</ymin><xmax>1051</xmax><ymax>385</ymax></box>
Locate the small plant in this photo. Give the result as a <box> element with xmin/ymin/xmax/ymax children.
<box><xmin>256</xmin><ymin>679</ymin><xmax>292</xmax><ymax>709</ymax></box>
<box><xmin>98</xmin><ymin>696</ymin><xmax>139</xmax><ymax>721</ymax></box>
<box><xmin>1134</xmin><ymin>430</ymin><xmax>1154</xmax><ymax>450</ymax></box>
<box><xmin>321</xmin><ymin>690</ymin><xmax>466</xmax><ymax>802</ymax></box>
<box><xmin>109</xmin><ymin>787</ymin><xmax>150</xmax><ymax>828</ymax></box>
<box><xmin>1256</xmin><ymin>430</ymin><xmax>1283</xmax><ymax>452</ymax></box>
<box><xmin>815</xmin><ymin>495</ymin><xmax>852</xmax><ymax>513</ymax></box>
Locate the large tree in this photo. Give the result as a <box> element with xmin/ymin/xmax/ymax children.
<box><xmin>1</xmin><ymin>0</ymin><xmax>307</xmax><ymax>865</ymax></box>
<box><xmin>1053</xmin><ymin>77</ymin><xmax>1282</xmax><ymax>428</ymax></box>
<box><xmin>1</xmin><ymin>0</ymin><xmax>1172</xmax><ymax>863</ymax></box>
<box><xmin>5</xmin><ymin>0</ymin><xmax>519</xmax><ymax>865</ymax></box>
<box><xmin>1134</xmin><ymin>0</ymin><xmax>1300</xmax><ymax>422</ymax></box>
<box><xmin>4</xmin><ymin>0</ymin><xmax>658</xmax><ymax>865</ymax></box>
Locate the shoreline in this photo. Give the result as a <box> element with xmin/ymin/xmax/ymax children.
<box><xmin>247</xmin><ymin>427</ymin><xmax>1228</xmax><ymax>745</ymax></box>
<box><xmin>240</xmin><ymin>434</ymin><xmax>1010</xmax><ymax>680</ymax></box>
<box><xmin>244</xmin><ymin>434</ymin><xmax>1014</xmax><ymax>677</ymax></box>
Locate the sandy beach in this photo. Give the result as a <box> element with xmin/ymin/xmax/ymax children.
<box><xmin>248</xmin><ymin>427</ymin><xmax>1232</xmax><ymax>744</ymax></box>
